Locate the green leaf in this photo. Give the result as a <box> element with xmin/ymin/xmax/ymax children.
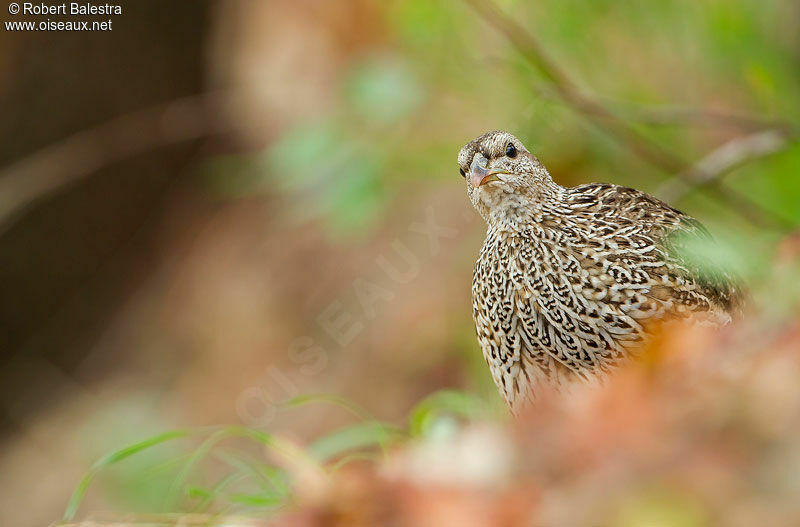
<box><xmin>408</xmin><ymin>390</ymin><xmax>485</xmax><ymax>438</ymax></box>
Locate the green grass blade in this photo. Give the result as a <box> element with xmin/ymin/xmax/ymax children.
<box><xmin>166</xmin><ymin>428</ymin><xmax>232</xmax><ymax>507</ymax></box>
<box><xmin>188</xmin><ymin>472</ymin><xmax>248</xmax><ymax>513</ymax></box>
<box><xmin>307</xmin><ymin>421</ymin><xmax>404</xmax><ymax>463</ymax></box>
<box><xmin>213</xmin><ymin>449</ymin><xmax>289</xmax><ymax>498</ymax></box>
<box><xmin>227</xmin><ymin>493</ymin><xmax>284</xmax><ymax>508</ymax></box>
<box><xmin>288</xmin><ymin>393</ymin><xmax>407</xmax><ymax>459</ymax></box>
<box><xmin>166</xmin><ymin>425</ymin><xmax>318</xmax><ymax>510</ymax></box>
<box><xmin>328</xmin><ymin>452</ymin><xmax>381</xmax><ymax>474</ymax></box>
<box><xmin>286</xmin><ymin>393</ymin><xmax>376</xmax><ymax>422</ymax></box>
<box><xmin>64</xmin><ymin>429</ymin><xmax>193</xmax><ymax>521</ymax></box>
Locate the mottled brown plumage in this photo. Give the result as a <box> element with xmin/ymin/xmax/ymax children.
<box><xmin>459</xmin><ymin>130</ymin><xmax>744</xmax><ymax>413</ymax></box>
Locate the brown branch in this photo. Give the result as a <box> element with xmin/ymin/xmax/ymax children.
<box><xmin>657</xmin><ymin>129</ymin><xmax>792</xmax><ymax>201</ymax></box>
<box><xmin>464</xmin><ymin>0</ymin><xmax>686</xmax><ymax>170</ymax></box>
<box><xmin>533</xmin><ymin>85</ymin><xmax>800</xmax><ymax>134</ymax></box>
<box><xmin>611</xmin><ymin>104</ymin><xmax>800</xmax><ymax>134</ymax></box>
<box><xmin>463</xmin><ymin>0</ymin><xmax>796</xmax><ymax>231</ymax></box>
<box><xmin>0</xmin><ymin>91</ymin><xmax>241</xmax><ymax>234</ymax></box>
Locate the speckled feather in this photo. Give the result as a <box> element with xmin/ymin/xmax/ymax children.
<box><xmin>459</xmin><ymin>131</ymin><xmax>744</xmax><ymax>413</ymax></box>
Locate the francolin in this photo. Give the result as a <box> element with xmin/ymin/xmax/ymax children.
<box><xmin>460</xmin><ymin>130</ymin><xmax>744</xmax><ymax>413</ymax></box>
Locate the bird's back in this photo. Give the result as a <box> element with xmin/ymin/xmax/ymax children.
<box><xmin>566</xmin><ymin>182</ymin><xmax>745</xmax><ymax>319</ymax></box>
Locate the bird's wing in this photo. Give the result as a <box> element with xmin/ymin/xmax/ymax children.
<box><xmin>566</xmin><ymin>183</ymin><xmax>746</xmax><ymax>320</ymax></box>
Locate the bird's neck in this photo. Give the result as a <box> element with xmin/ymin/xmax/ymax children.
<box><xmin>485</xmin><ymin>184</ymin><xmax>565</xmax><ymax>233</ymax></box>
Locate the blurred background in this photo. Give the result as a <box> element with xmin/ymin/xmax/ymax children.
<box><xmin>1</xmin><ymin>0</ymin><xmax>799</xmax><ymax>525</ymax></box>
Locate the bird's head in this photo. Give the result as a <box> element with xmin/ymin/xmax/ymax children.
<box><xmin>458</xmin><ymin>130</ymin><xmax>558</xmax><ymax>227</ymax></box>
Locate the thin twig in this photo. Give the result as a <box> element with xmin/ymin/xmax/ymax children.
<box><xmin>657</xmin><ymin>129</ymin><xmax>791</xmax><ymax>201</ymax></box>
<box><xmin>611</xmin><ymin>105</ymin><xmax>800</xmax><ymax>134</ymax></box>
<box><xmin>463</xmin><ymin>0</ymin><xmax>687</xmax><ymax>169</ymax></box>
<box><xmin>0</xmin><ymin>91</ymin><xmax>240</xmax><ymax>234</ymax></box>
<box><xmin>520</xmin><ymin>82</ymin><xmax>800</xmax><ymax>134</ymax></box>
<box><xmin>536</xmin><ymin>86</ymin><xmax>799</xmax><ymax>134</ymax></box>
<box><xmin>463</xmin><ymin>0</ymin><xmax>796</xmax><ymax>230</ymax></box>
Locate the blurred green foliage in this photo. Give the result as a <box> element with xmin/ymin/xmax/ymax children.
<box><xmin>65</xmin><ymin>390</ymin><xmax>487</xmax><ymax>520</ymax></box>
<box><xmin>205</xmin><ymin>0</ymin><xmax>798</xmax><ymax>251</ymax></box>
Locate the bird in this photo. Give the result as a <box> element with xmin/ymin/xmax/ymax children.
<box><xmin>459</xmin><ymin>130</ymin><xmax>745</xmax><ymax>413</ymax></box>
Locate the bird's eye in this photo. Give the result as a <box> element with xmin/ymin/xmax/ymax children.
<box><xmin>459</xmin><ymin>168</ymin><xmax>466</xmax><ymax>178</ymax></box>
<box><xmin>505</xmin><ymin>142</ymin><xmax>517</xmax><ymax>158</ymax></box>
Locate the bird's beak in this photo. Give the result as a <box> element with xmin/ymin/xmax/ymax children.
<box><xmin>470</xmin><ymin>154</ymin><xmax>509</xmax><ymax>187</ymax></box>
